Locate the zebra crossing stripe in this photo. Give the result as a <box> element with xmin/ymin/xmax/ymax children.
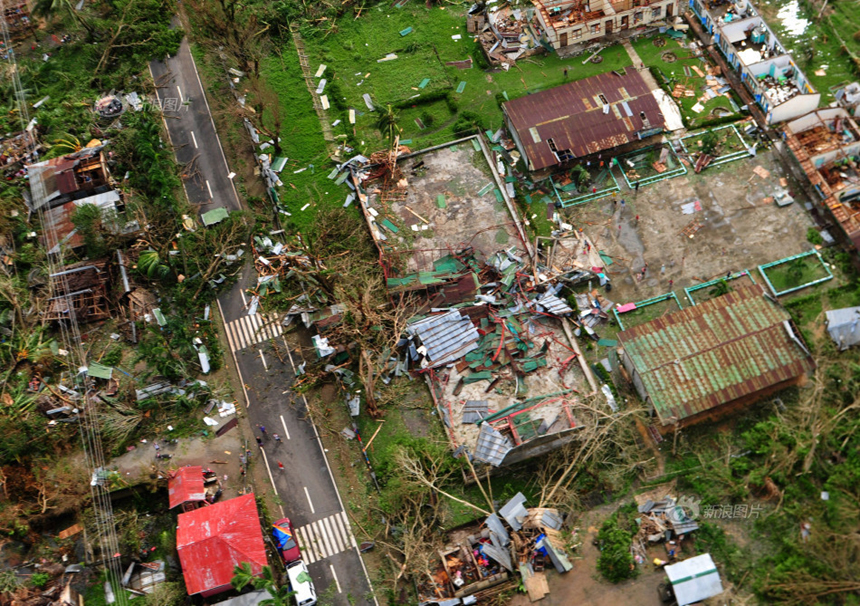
<box><xmin>223</xmin><ymin>313</ymin><xmax>284</xmax><ymax>352</ymax></box>
<box><xmin>296</xmin><ymin>524</ymin><xmax>316</xmax><ymax>564</ymax></box>
<box><xmin>296</xmin><ymin>513</ymin><xmax>354</xmax><ymax>563</ymax></box>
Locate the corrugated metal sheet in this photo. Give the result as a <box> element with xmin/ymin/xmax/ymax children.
<box><xmin>177</xmin><ymin>494</ymin><xmax>267</xmax><ymax>595</ymax></box>
<box><xmin>168</xmin><ymin>466</ymin><xmax>207</xmax><ymax>509</ymax></box>
<box><xmin>407</xmin><ymin>310</ymin><xmax>480</xmax><ymax>367</ymax></box>
<box><xmin>503</xmin><ymin>71</ymin><xmax>665</xmax><ymax>171</ymax></box>
<box><xmin>462</xmin><ymin>400</ymin><xmax>489</xmax><ymax>424</ymax></box>
<box><xmin>499</xmin><ymin>492</ymin><xmax>528</xmax><ymax>531</ymax></box>
<box><xmin>484</xmin><ymin>513</ymin><xmax>510</xmax><ymax>547</ymax></box>
<box><xmin>473</xmin><ymin>423</ymin><xmax>513</xmax><ymax>467</ymax></box>
<box><xmin>618</xmin><ymin>284</ymin><xmax>815</xmax><ymax>425</ymax></box>
<box><xmin>43</xmin><ymin>191</ymin><xmax>121</xmax><ymax>253</ymax></box>
<box><xmin>825</xmin><ymin>306</ymin><xmax>860</xmax><ymax>350</ymax></box>
<box><xmin>531</xmin><ymin>292</ymin><xmax>573</xmax><ymax>316</ymax></box>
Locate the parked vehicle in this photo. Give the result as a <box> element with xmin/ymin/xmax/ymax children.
<box><xmin>273</xmin><ymin>518</ymin><xmax>301</xmax><ymax>564</ymax></box>
<box><xmin>286</xmin><ymin>560</ymin><xmax>317</xmax><ymax>606</ymax></box>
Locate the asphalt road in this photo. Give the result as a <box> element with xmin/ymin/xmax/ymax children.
<box><xmin>149</xmin><ymin>37</ymin><xmax>239</xmax><ymax>213</ymax></box>
<box><xmin>151</xmin><ymin>35</ymin><xmax>376</xmax><ymax>606</ymax></box>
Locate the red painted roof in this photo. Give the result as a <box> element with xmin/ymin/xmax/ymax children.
<box><xmin>168</xmin><ymin>466</ymin><xmax>207</xmax><ymax>509</ymax></box>
<box><xmin>503</xmin><ymin>70</ymin><xmax>665</xmax><ymax>171</ymax></box>
<box><xmin>177</xmin><ymin>494</ymin><xmax>267</xmax><ymax>595</ymax></box>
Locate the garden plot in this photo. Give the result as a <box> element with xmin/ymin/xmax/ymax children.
<box><xmin>613</xmin><ymin>293</ymin><xmax>684</xmax><ymax>331</ymax></box>
<box><xmin>680</xmin><ymin>123</ymin><xmax>753</xmax><ymax>170</ymax></box>
<box><xmin>616</xmin><ymin>144</ymin><xmax>687</xmax><ymax>187</ymax></box>
<box><xmin>759</xmin><ymin>250</ymin><xmax>833</xmax><ymax>296</ymax></box>
<box><xmin>551</xmin><ymin>163</ymin><xmax>621</xmax><ymax>207</ymax></box>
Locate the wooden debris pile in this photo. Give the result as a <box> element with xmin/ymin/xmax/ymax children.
<box><xmin>630</xmin><ymin>496</ymin><xmax>699</xmax><ymax>566</ymax></box>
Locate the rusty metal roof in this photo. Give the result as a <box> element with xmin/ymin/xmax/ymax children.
<box><xmin>618</xmin><ymin>284</ymin><xmax>815</xmax><ymax>425</ymax></box>
<box><xmin>503</xmin><ymin>70</ymin><xmax>665</xmax><ymax>171</ymax></box>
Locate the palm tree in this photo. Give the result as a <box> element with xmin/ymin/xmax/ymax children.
<box><xmin>231</xmin><ymin>563</ymin><xmax>294</xmax><ymax>606</ymax></box>
<box><xmin>376</xmin><ymin>104</ymin><xmax>399</xmax><ymax>143</ymax></box>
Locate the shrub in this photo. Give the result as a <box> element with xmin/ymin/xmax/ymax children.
<box><xmin>596</xmin><ymin>518</ymin><xmax>637</xmax><ymax>583</ymax></box>
<box><xmin>452</xmin><ymin>111</ymin><xmax>485</xmax><ymax>137</ymax></box>
<box><xmin>30</xmin><ymin>573</ymin><xmax>49</xmax><ymax>588</ymax></box>
<box><xmin>420</xmin><ymin>110</ymin><xmax>435</xmax><ymax>128</ymax></box>
<box><xmin>806</xmin><ymin>227</ymin><xmax>824</xmax><ymax>246</ymax></box>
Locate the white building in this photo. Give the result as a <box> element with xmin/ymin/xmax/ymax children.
<box><xmin>689</xmin><ymin>0</ymin><xmax>819</xmax><ymax>124</ymax></box>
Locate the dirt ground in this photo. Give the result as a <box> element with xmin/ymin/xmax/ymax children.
<box><xmin>110</xmin><ymin>424</ymin><xmax>252</xmax><ymax>500</ymax></box>
<box><xmin>562</xmin><ymin>146</ymin><xmax>814</xmax><ymax>306</ymax></box>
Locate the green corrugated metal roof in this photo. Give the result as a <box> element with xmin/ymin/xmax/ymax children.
<box><xmin>152</xmin><ymin>308</ymin><xmax>167</xmax><ymax>326</ymax></box>
<box><xmin>87</xmin><ymin>362</ymin><xmax>113</xmax><ymax>380</ymax></box>
<box><xmin>618</xmin><ymin>284</ymin><xmax>815</xmax><ymax>425</ymax></box>
<box><xmin>202</xmin><ymin>207</ymin><xmax>229</xmax><ymax>226</ymax></box>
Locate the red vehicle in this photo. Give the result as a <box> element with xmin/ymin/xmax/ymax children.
<box><xmin>273</xmin><ymin>518</ymin><xmax>301</xmax><ymax>564</ymax></box>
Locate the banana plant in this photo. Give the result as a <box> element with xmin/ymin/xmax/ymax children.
<box><xmin>137</xmin><ymin>249</ymin><xmax>171</xmax><ymax>281</ymax></box>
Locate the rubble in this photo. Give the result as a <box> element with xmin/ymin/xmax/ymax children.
<box><xmin>417</xmin><ymin>493</ymin><xmax>574</xmax><ymax>603</ymax></box>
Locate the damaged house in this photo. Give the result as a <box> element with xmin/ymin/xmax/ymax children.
<box><xmin>44</xmin><ymin>260</ymin><xmax>111</xmax><ymax>324</ymax></box>
<box><xmin>617</xmin><ymin>284</ymin><xmax>815</xmax><ymax>433</ymax></box>
<box><xmin>418</xmin><ymin>493</ymin><xmax>572</xmax><ymax>603</ymax></box>
<box><xmin>503</xmin><ymin>70</ymin><xmax>669</xmax><ymax>174</ymax></box>
<box><xmin>690</xmin><ymin>0</ymin><xmax>819</xmax><ymax>123</ymax></box>
<box><xmin>532</xmin><ymin>0</ymin><xmax>680</xmax><ymax>53</ymax></box>
<box><xmin>26</xmin><ymin>144</ymin><xmax>136</xmax><ymax>255</ymax></box>
<box><xmin>783</xmin><ymin>108</ymin><xmax>860</xmax><ymax>252</ymax></box>
<box><xmin>347</xmin><ymin>137</ymin><xmax>606</xmax><ymax>466</ymax></box>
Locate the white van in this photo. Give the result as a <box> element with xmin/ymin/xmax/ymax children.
<box><xmin>286</xmin><ymin>560</ymin><xmax>317</xmax><ymax>606</ymax></box>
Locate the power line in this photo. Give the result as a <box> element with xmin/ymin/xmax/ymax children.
<box><xmin>0</xmin><ymin>9</ymin><xmax>128</xmax><ymax>604</ymax></box>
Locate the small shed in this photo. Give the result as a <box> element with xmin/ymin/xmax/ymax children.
<box><xmin>168</xmin><ymin>466</ymin><xmax>207</xmax><ymax>511</ymax></box>
<box><xmin>664</xmin><ymin>554</ymin><xmax>724</xmax><ymax>606</ymax></box>
<box><xmin>825</xmin><ymin>306</ymin><xmax>860</xmax><ymax>350</ymax></box>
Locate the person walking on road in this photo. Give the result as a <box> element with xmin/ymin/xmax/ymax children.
<box><xmin>273</xmin><ymin>433</ymin><xmax>282</xmax><ymax>444</ymax></box>
<box><xmin>277</xmin><ymin>461</ymin><xmax>285</xmax><ymax>471</ymax></box>
<box><xmin>257</xmin><ymin>424</ymin><xmax>267</xmax><ymax>436</ymax></box>
<box><xmin>256</xmin><ymin>436</ymin><xmax>263</xmax><ymax>448</ymax></box>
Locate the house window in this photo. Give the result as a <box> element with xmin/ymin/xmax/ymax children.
<box><xmin>633</xmin><ymin>11</ymin><xmax>643</xmax><ymax>23</ymax></box>
<box><xmin>571</xmin><ymin>28</ymin><xmax>582</xmax><ymax>39</ymax></box>
<box><xmin>598</xmin><ymin>93</ymin><xmax>609</xmax><ymax>105</ymax></box>
<box><xmin>652</xmin><ymin>6</ymin><xmax>661</xmax><ymax>18</ymax></box>
<box><xmin>591</xmin><ymin>23</ymin><xmax>600</xmax><ymax>33</ymax></box>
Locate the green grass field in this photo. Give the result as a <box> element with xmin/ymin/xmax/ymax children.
<box><xmin>763</xmin><ymin>254</ymin><xmax>831</xmax><ymax>293</ymax></box>
<box><xmin>755</xmin><ymin>0</ymin><xmax>856</xmax><ymax>101</ymax></box>
<box><xmin>300</xmin><ymin>4</ymin><xmax>633</xmax><ymax>150</ymax></box>
<box><xmin>632</xmin><ymin>34</ymin><xmax>744</xmax><ymax>129</ymax></box>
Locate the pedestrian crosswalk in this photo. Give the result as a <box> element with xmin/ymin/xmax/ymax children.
<box><xmin>295</xmin><ymin>512</ymin><xmax>356</xmax><ymax>564</ymax></box>
<box><xmin>223</xmin><ymin>313</ymin><xmax>284</xmax><ymax>352</ymax></box>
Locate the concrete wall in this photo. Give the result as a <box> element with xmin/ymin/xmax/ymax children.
<box><xmin>767</xmin><ymin>92</ymin><xmax>821</xmax><ymax>125</ymax></box>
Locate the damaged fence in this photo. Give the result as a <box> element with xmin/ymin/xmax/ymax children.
<box><xmin>615</xmin><ymin>144</ymin><xmax>687</xmax><ymax>189</ymax></box>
